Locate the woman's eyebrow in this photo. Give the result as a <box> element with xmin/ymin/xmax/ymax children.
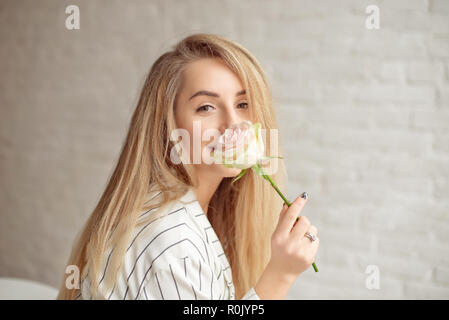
<box><xmin>189</xmin><ymin>89</ymin><xmax>246</xmax><ymax>101</ymax></box>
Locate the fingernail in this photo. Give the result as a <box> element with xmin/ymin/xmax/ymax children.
<box><xmin>301</xmin><ymin>192</ymin><xmax>308</xmax><ymax>199</ymax></box>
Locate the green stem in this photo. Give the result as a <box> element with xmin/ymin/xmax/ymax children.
<box><xmin>257</xmin><ymin>164</ymin><xmax>319</xmax><ymax>273</ymax></box>
<box><xmin>263</xmin><ymin>173</ymin><xmax>292</xmax><ymax>206</ymax></box>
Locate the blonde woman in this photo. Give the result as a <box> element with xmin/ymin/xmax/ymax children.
<box><xmin>57</xmin><ymin>33</ymin><xmax>319</xmax><ymax>300</ymax></box>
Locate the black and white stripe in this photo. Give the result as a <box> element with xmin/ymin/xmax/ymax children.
<box><xmin>80</xmin><ymin>187</ymin><xmax>260</xmax><ymax>300</ymax></box>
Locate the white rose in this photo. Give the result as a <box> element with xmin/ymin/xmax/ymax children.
<box><xmin>212</xmin><ymin>120</ymin><xmax>265</xmax><ymax>170</ymax></box>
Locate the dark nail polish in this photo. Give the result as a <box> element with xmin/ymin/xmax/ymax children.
<box><xmin>301</xmin><ymin>192</ymin><xmax>308</xmax><ymax>199</ymax></box>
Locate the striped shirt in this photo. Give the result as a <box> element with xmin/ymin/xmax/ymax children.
<box><xmin>78</xmin><ymin>187</ymin><xmax>260</xmax><ymax>300</ymax></box>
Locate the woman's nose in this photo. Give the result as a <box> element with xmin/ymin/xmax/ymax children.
<box><xmin>219</xmin><ymin>107</ymin><xmax>240</xmax><ymax>132</ymax></box>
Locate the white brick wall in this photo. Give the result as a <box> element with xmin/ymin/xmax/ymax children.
<box><xmin>0</xmin><ymin>0</ymin><xmax>447</xmax><ymax>299</ymax></box>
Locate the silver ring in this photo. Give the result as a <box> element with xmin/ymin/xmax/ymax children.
<box><xmin>305</xmin><ymin>232</ymin><xmax>316</xmax><ymax>242</ymax></box>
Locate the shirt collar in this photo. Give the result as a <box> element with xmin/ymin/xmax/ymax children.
<box><xmin>178</xmin><ymin>186</ymin><xmax>236</xmax><ymax>297</ymax></box>
<box><xmin>179</xmin><ymin>186</ymin><xmax>199</xmax><ymax>204</ymax></box>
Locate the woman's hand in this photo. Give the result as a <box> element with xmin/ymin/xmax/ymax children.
<box><xmin>254</xmin><ymin>193</ymin><xmax>319</xmax><ymax>299</ymax></box>
<box><xmin>267</xmin><ymin>193</ymin><xmax>319</xmax><ymax>283</ymax></box>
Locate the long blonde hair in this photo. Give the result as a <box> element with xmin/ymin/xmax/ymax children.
<box><xmin>57</xmin><ymin>33</ymin><xmax>287</xmax><ymax>300</ymax></box>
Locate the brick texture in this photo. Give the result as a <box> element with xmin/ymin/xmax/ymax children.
<box><xmin>0</xmin><ymin>0</ymin><xmax>447</xmax><ymax>299</ymax></box>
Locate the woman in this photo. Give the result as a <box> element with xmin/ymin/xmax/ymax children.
<box><xmin>57</xmin><ymin>33</ymin><xmax>319</xmax><ymax>300</ymax></box>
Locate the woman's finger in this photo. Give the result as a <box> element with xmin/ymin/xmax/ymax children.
<box><xmin>290</xmin><ymin>215</ymin><xmax>311</xmax><ymax>241</ymax></box>
<box><xmin>295</xmin><ymin>224</ymin><xmax>318</xmax><ymax>247</ymax></box>
<box><xmin>277</xmin><ymin>193</ymin><xmax>308</xmax><ymax>236</ymax></box>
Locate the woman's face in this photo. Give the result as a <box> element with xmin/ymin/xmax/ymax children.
<box><xmin>174</xmin><ymin>57</ymin><xmax>252</xmax><ymax>179</ymax></box>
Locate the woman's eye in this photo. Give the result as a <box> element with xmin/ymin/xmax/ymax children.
<box><xmin>237</xmin><ymin>102</ymin><xmax>248</xmax><ymax>109</ymax></box>
<box><xmin>196</xmin><ymin>105</ymin><xmax>214</xmax><ymax>113</ymax></box>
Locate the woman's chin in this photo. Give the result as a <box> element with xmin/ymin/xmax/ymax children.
<box><xmin>195</xmin><ymin>163</ymin><xmax>243</xmax><ymax>179</ymax></box>
<box><xmin>221</xmin><ymin>166</ymin><xmax>243</xmax><ymax>178</ymax></box>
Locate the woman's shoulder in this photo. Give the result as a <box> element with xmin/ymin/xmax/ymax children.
<box><xmin>130</xmin><ymin>188</ymin><xmax>208</xmax><ymax>262</ymax></box>
<box><xmin>80</xmin><ymin>188</ymin><xmax>210</xmax><ymax>299</ymax></box>
<box><xmin>135</xmin><ymin>187</ymin><xmax>202</xmax><ymax>231</ymax></box>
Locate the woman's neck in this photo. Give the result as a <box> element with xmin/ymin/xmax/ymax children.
<box><xmin>192</xmin><ymin>171</ymin><xmax>223</xmax><ymax>217</ymax></box>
